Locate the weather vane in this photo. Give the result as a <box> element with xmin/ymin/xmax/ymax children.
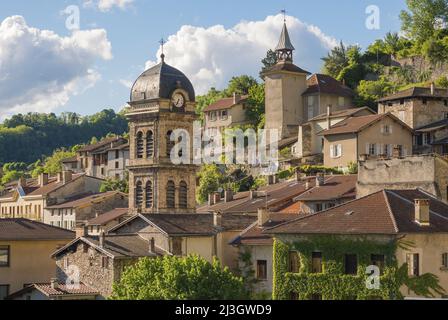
<box><xmin>281</xmin><ymin>9</ymin><xmax>286</xmax><ymax>22</ymax></box>
<box><xmin>159</xmin><ymin>38</ymin><xmax>166</xmax><ymax>61</ymax></box>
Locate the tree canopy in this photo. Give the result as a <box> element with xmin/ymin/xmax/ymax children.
<box><xmin>110</xmin><ymin>255</ymin><xmax>247</xmax><ymax>300</ymax></box>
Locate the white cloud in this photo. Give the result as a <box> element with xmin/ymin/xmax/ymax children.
<box><xmin>84</xmin><ymin>0</ymin><xmax>134</xmax><ymax>12</ymax></box>
<box><xmin>0</xmin><ymin>15</ymin><xmax>112</xmax><ymax>119</ymax></box>
<box><xmin>146</xmin><ymin>14</ymin><xmax>338</xmax><ymax>95</ymax></box>
<box><xmin>119</xmin><ymin>79</ymin><xmax>133</xmax><ymax>89</ymax></box>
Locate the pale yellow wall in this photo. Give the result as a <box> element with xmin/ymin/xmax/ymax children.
<box><xmin>216</xmin><ymin>231</ymin><xmax>241</xmax><ymax>271</ymax></box>
<box><xmin>323</xmin><ymin>116</ymin><xmax>413</xmax><ymax>169</ymax></box>
<box><xmin>0</xmin><ymin>197</ymin><xmax>46</xmax><ymax>221</ymax></box>
<box><xmin>184</xmin><ymin>237</ymin><xmax>214</xmax><ymax>263</ymax></box>
<box><xmin>396</xmin><ymin>233</ymin><xmax>448</xmax><ymax>298</ymax></box>
<box><xmin>0</xmin><ymin>240</ymin><xmax>71</xmax><ymax>295</ymax></box>
<box><xmin>323</xmin><ymin>133</ymin><xmax>358</xmax><ymax>169</ymax></box>
<box><xmin>205</xmin><ymin>103</ymin><xmax>249</xmax><ymax>132</ymax></box>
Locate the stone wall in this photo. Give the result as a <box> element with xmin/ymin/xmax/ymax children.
<box><xmin>357</xmin><ymin>154</ymin><xmax>448</xmax><ymax>201</ymax></box>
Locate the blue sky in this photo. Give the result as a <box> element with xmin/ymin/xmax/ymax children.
<box><xmin>0</xmin><ymin>0</ymin><xmax>407</xmax><ymax>119</ymax></box>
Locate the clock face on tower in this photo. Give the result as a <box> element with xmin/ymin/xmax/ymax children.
<box><xmin>172</xmin><ymin>93</ymin><xmax>185</xmax><ymax>108</ymax></box>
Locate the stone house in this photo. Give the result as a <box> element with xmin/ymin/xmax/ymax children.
<box><xmin>280</xmin><ymin>174</ymin><xmax>357</xmax><ymax>214</ymax></box>
<box><xmin>292</xmin><ymin>107</ymin><xmax>375</xmax><ymax>161</ymax></box>
<box><xmin>62</xmin><ymin>136</ymin><xmax>129</xmax><ymax>180</ymax></box>
<box><xmin>43</xmin><ymin>191</ymin><xmax>128</xmax><ymax>230</ymax></box>
<box><xmin>265</xmin><ymin>189</ymin><xmax>448</xmax><ymax>299</ymax></box>
<box><xmin>320</xmin><ymin>113</ymin><xmax>414</xmax><ymax>170</ymax></box>
<box><xmin>52</xmin><ymin>231</ymin><xmax>162</xmax><ymax>298</ymax></box>
<box><xmin>52</xmin><ymin>213</ymin><xmax>255</xmax><ymax>298</ymax></box>
<box><xmin>0</xmin><ymin>172</ymin><xmax>104</xmax><ymax>223</ymax></box>
<box><xmin>0</xmin><ymin>219</ymin><xmax>75</xmax><ymax>299</ymax></box>
<box><xmin>357</xmin><ymin>154</ymin><xmax>448</xmax><ymax>202</ymax></box>
<box><xmin>203</xmin><ymin>94</ymin><xmax>250</xmax><ymax>136</ymax></box>
<box><xmin>378</xmin><ymin>85</ymin><xmax>448</xmax><ymax>154</ymax></box>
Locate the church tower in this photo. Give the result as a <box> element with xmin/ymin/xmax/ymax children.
<box><xmin>126</xmin><ymin>51</ymin><xmax>198</xmax><ymax>214</ymax></box>
<box><xmin>264</xmin><ymin>21</ymin><xmax>310</xmax><ymax>139</ymax></box>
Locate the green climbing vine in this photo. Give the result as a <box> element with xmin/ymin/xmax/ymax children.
<box><xmin>273</xmin><ymin>235</ymin><xmax>445</xmax><ymax>300</ymax></box>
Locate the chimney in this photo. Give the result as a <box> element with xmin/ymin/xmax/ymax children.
<box><xmin>63</xmin><ymin>170</ymin><xmax>73</xmax><ymax>184</ymax></box>
<box><xmin>50</xmin><ymin>278</ymin><xmax>59</xmax><ymax>290</ymax></box>
<box><xmin>213</xmin><ymin>192</ymin><xmax>221</xmax><ymax>204</ymax></box>
<box><xmin>39</xmin><ymin>173</ymin><xmax>49</xmax><ymax>187</ymax></box>
<box><xmin>233</xmin><ymin>92</ymin><xmax>241</xmax><ymax>104</ymax></box>
<box><xmin>414</xmin><ymin>199</ymin><xmax>430</xmax><ymax>226</ymax></box>
<box><xmin>18</xmin><ymin>177</ymin><xmax>26</xmax><ymax>188</ymax></box>
<box><xmin>295</xmin><ymin>170</ymin><xmax>302</xmax><ymax>182</ymax></box>
<box><xmin>316</xmin><ymin>173</ymin><xmax>325</xmax><ymax>187</ymax></box>
<box><xmin>149</xmin><ymin>237</ymin><xmax>155</xmax><ymax>254</ymax></box>
<box><xmin>213</xmin><ymin>212</ymin><xmax>222</xmax><ymax>228</ymax></box>
<box><xmin>392</xmin><ymin>145</ymin><xmax>401</xmax><ymax>158</ymax></box>
<box><xmin>75</xmin><ymin>225</ymin><xmax>89</xmax><ymax>238</ymax></box>
<box><xmin>208</xmin><ymin>194</ymin><xmax>215</xmax><ymax>206</ymax></box>
<box><xmin>258</xmin><ymin>208</ymin><xmax>269</xmax><ymax>227</ymax></box>
<box><xmin>224</xmin><ymin>190</ymin><xmax>234</xmax><ymax>203</ymax></box>
<box><xmin>268</xmin><ymin>175</ymin><xmax>275</xmax><ymax>185</ymax></box>
<box><xmin>250</xmin><ymin>190</ymin><xmax>258</xmax><ymax>200</ymax></box>
<box><xmin>430</xmin><ymin>82</ymin><xmax>435</xmax><ymax>95</ymax></box>
<box><xmin>99</xmin><ymin>232</ymin><xmax>105</xmax><ymax>248</ymax></box>
<box><xmin>326</xmin><ymin>105</ymin><xmax>332</xmax><ymax>129</ymax></box>
<box><xmin>305</xmin><ymin>180</ymin><xmax>311</xmax><ymax>190</ymax></box>
<box><xmin>57</xmin><ymin>172</ymin><xmax>64</xmax><ymax>183</ymax></box>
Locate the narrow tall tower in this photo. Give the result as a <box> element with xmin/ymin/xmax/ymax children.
<box><xmin>126</xmin><ymin>50</ymin><xmax>198</xmax><ymax>214</ymax></box>
<box><xmin>263</xmin><ymin>21</ymin><xmax>310</xmax><ymax>139</ymax></box>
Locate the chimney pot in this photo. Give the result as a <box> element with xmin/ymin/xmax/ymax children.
<box><xmin>50</xmin><ymin>278</ymin><xmax>59</xmax><ymax>290</ymax></box>
<box><xmin>414</xmin><ymin>199</ymin><xmax>430</xmax><ymax>226</ymax></box>
<box><xmin>257</xmin><ymin>208</ymin><xmax>269</xmax><ymax>227</ymax></box>
<box><xmin>62</xmin><ymin>170</ymin><xmax>73</xmax><ymax>184</ymax></box>
<box><xmin>149</xmin><ymin>237</ymin><xmax>155</xmax><ymax>253</ymax></box>
<box><xmin>430</xmin><ymin>82</ymin><xmax>435</xmax><ymax>95</ymax></box>
<box><xmin>39</xmin><ymin>173</ymin><xmax>49</xmax><ymax>187</ymax></box>
<box><xmin>316</xmin><ymin>173</ymin><xmax>325</xmax><ymax>187</ymax></box>
<box><xmin>99</xmin><ymin>232</ymin><xmax>105</xmax><ymax>248</ymax></box>
<box><xmin>233</xmin><ymin>92</ymin><xmax>241</xmax><ymax>104</ymax></box>
<box><xmin>224</xmin><ymin>190</ymin><xmax>234</xmax><ymax>203</ymax></box>
<box><xmin>213</xmin><ymin>212</ymin><xmax>222</xmax><ymax>228</ymax></box>
<box><xmin>268</xmin><ymin>175</ymin><xmax>275</xmax><ymax>185</ymax></box>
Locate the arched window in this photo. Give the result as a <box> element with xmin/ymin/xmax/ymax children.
<box><xmin>179</xmin><ymin>181</ymin><xmax>188</xmax><ymax>209</ymax></box>
<box><xmin>166</xmin><ymin>180</ymin><xmax>175</xmax><ymax>208</ymax></box>
<box><xmin>135</xmin><ymin>181</ymin><xmax>143</xmax><ymax>207</ymax></box>
<box><xmin>166</xmin><ymin>130</ymin><xmax>175</xmax><ymax>157</ymax></box>
<box><xmin>145</xmin><ymin>181</ymin><xmax>153</xmax><ymax>208</ymax></box>
<box><xmin>146</xmin><ymin>130</ymin><xmax>154</xmax><ymax>158</ymax></box>
<box><xmin>136</xmin><ymin>132</ymin><xmax>144</xmax><ymax>159</ymax></box>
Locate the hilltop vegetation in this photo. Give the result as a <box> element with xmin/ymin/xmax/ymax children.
<box><xmin>0</xmin><ymin>109</ymin><xmax>128</xmax><ymax>165</ymax></box>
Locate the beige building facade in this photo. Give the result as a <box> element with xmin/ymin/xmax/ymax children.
<box><xmin>321</xmin><ymin>114</ymin><xmax>413</xmax><ymax>170</ymax></box>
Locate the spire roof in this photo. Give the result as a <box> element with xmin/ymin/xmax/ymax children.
<box><xmin>275</xmin><ymin>23</ymin><xmax>295</xmax><ymax>52</ymax></box>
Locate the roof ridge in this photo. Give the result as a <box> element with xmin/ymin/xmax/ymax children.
<box><xmin>382</xmin><ymin>190</ymin><xmax>399</xmax><ymax>233</ymax></box>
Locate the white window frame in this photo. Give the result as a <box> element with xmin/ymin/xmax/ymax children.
<box><xmin>330</xmin><ymin>144</ymin><xmax>342</xmax><ymax>158</ymax></box>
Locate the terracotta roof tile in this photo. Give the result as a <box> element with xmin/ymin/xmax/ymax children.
<box><xmin>45</xmin><ymin>192</ymin><xmax>125</xmax><ymax>209</ymax></box>
<box><xmin>6</xmin><ymin>282</ymin><xmax>99</xmax><ymax>299</ymax></box>
<box><xmin>293</xmin><ymin>175</ymin><xmax>357</xmax><ymax>202</ymax></box>
<box><xmin>203</xmin><ymin>96</ymin><xmax>248</xmax><ymax>112</ymax></box>
<box><xmin>87</xmin><ymin>208</ymin><xmax>129</xmax><ymax>226</ymax></box>
<box><xmin>77</xmin><ymin>137</ymin><xmax>127</xmax><ymax>153</ymax></box>
<box><xmin>378</xmin><ymin>87</ymin><xmax>448</xmax><ymax>102</ymax></box>
<box><xmin>303</xmin><ymin>74</ymin><xmax>354</xmax><ymax>97</ymax></box>
<box><xmin>308</xmin><ymin>107</ymin><xmax>375</xmax><ymax>122</ymax></box>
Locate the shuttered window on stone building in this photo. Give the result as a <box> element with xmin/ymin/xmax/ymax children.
<box><xmin>146</xmin><ymin>130</ymin><xmax>154</xmax><ymax>158</ymax></box>
<box><xmin>146</xmin><ymin>181</ymin><xmax>153</xmax><ymax>208</ymax></box>
<box><xmin>136</xmin><ymin>132</ymin><xmax>144</xmax><ymax>159</ymax></box>
<box><xmin>136</xmin><ymin>181</ymin><xmax>143</xmax><ymax>207</ymax></box>
<box><xmin>166</xmin><ymin>181</ymin><xmax>175</xmax><ymax>208</ymax></box>
<box><xmin>179</xmin><ymin>181</ymin><xmax>188</xmax><ymax>209</ymax></box>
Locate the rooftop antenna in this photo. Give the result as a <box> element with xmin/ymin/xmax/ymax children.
<box><xmin>159</xmin><ymin>38</ymin><xmax>166</xmax><ymax>62</ymax></box>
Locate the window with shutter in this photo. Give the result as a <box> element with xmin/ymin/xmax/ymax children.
<box><xmin>135</xmin><ymin>181</ymin><xmax>143</xmax><ymax>207</ymax></box>
<box><xmin>289</xmin><ymin>251</ymin><xmax>300</xmax><ymax>273</ymax></box>
<box><xmin>166</xmin><ymin>181</ymin><xmax>175</xmax><ymax>208</ymax></box>
<box><xmin>311</xmin><ymin>252</ymin><xmax>322</xmax><ymax>273</ymax></box>
<box><xmin>146</xmin><ymin>130</ymin><xmax>154</xmax><ymax>158</ymax></box>
<box><xmin>179</xmin><ymin>181</ymin><xmax>188</xmax><ymax>209</ymax></box>
<box><xmin>145</xmin><ymin>181</ymin><xmax>153</xmax><ymax>208</ymax></box>
<box><xmin>136</xmin><ymin>132</ymin><xmax>144</xmax><ymax>159</ymax></box>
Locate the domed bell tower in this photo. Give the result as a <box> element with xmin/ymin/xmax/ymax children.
<box><xmin>126</xmin><ymin>49</ymin><xmax>198</xmax><ymax>214</ymax></box>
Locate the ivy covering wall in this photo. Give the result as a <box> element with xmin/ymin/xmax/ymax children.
<box><xmin>273</xmin><ymin>235</ymin><xmax>403</xmax><ymax>300</ymax></box>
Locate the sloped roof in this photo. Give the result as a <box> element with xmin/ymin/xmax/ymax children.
<box><xmin>378</xmin><ymin>87</ymin><xmax>448</xmax><ymax>102</ymax></box>
<box><xmin>264</xmin><ymin>62</ymin><xmax>311</xmax><ymax>75</ymax></box>
<box><xmin>230</xmin><ymin>213</ymin><xmax>299</xmax><ymax>246</ymax></box>
<box><xmin>203</xmin><ymin>96</ymin><xmax>248</xmax><ymax>112</ymax></box>
<box><xmin>265</xmin><ymin>189</ymin><xmax>448</xmax><ymax>235</ymax></box>
<box><xmin>303</xmin><ymin>74</ymin><xmax>354</xmax><ymax>97</ymax></box>
<box><xmin>293</xmin><ymin>175</ymin><xmax>357</xmax><ymax>202</ymax></box>
<box><xmin>197</xmin><ymin>178</ymin><xmax>317</xmax><ymax>214</ymax></box>
<box><xmin>308</xmin><ymin>107</ymin><xmax>375</xmax><ymax>122</ymax></box>
<box><xmin>320</xmin><ymin>113</ymin><xmax>412</xmax><ymax>136</ymax></box>
<box><xmin>77</xmin><ymin>137</ymin><xmax>127</xmax><ymax>153</ymax></box>
<box><xmin>87</xmin><ymin>208</ymin><xmax>129</xmax><ymax>226</ymax></box>
<box><xmin>0</xmin><ymin>219</ymin><xmax>75</xmax><ymax>241</ymax></box>
<box><xmin>45</xmin><ymin>192</ymin><xmax>126</xmax><ymax>209</ymax></box>
<box><xmin>6</xmin><ymin>282</ymin><xmax>99</xmax><ymax>299</ymax></box>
